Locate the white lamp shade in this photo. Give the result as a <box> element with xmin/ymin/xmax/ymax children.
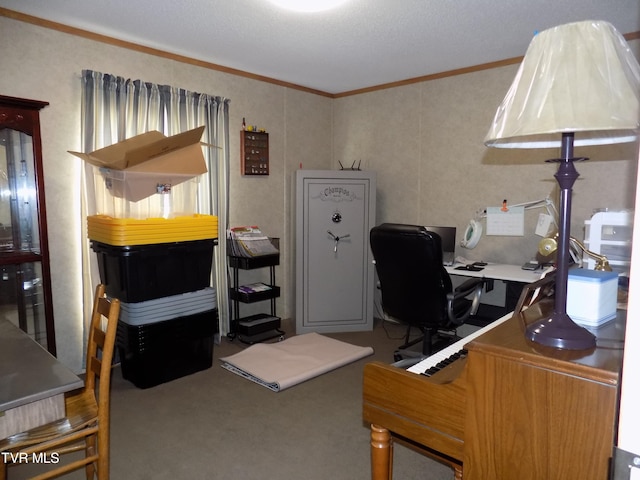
<box><xmin>485</xmin><ymin>20</ymin><xmax>640</xmax><ymax>148</ymax></box>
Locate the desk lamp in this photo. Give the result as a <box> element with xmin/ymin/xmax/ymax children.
<box><xmin>539</xmin><ymin>235</ymin><xmax>613</xmax><ymax>272</ymax></box>
<box><xmin>484</xmin><ymin>20</ymin><xmax>640</xmax><ymax>350</ymax></box>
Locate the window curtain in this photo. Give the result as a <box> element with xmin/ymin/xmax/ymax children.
<box><xmin>79</xmin><ymin>70</ymin><xmax>230</xmax><ymax>352</ymax></box>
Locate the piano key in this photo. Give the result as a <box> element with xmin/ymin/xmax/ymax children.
<box><xmin>407</xmin><ymin>313</ymin><xmax>512</xmax><ymax>375</ymax></box>
<box><xmin>421</xmin><ymin>350</ymin><xmax>467</xmax><ymax>377</ymax></box>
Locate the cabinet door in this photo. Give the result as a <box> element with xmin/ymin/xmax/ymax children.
<box><xmin>0</xmin><ymin>96</ymin><xmax>55</xmax><ymax>354</ymax></box>
<box><xmin>464</xmin><ymin>315</ymin><xmax>620</xmax><ymax>480</ymax></box>
<box><xmin>295</xmin><ymin>170</ymin><xmax>376</xmax><ymax>333</ymax></box>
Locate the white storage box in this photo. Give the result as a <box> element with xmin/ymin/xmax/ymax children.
<box><xmin>567</xmin><ymin>269</ymin><xmax>618</xmax><ymax>327</ymax></box>
<box><xmin>583</xmin><ymin>210</ymin><xmax>632</xmax><ymax>275</ymax></box>
<box><xmin>93</xmin><ymin>167</ymin><xmax>199</xmax><ymax>218</ymax></box>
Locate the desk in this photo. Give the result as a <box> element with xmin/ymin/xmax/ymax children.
<box><xmin>0</xmin><ymin>319</ymin><xmax>83</xmax><ymax>440</ymax></box>
<box><xmin>445</xmin><ymin>262</ymin><xmax>546</xmax><ymax>284</ymax></box>
<box><xmin>446</xmin><ymin>263</ymin><xmax>547</xmax><ymax>323</ymax></box>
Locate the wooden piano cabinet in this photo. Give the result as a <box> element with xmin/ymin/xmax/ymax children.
<box><xmin>464</xmin><ymin>307</ymin><xmax>623</xmax><ymax>480</ymax></box>
<box><xmin>363</xmin><ymin>361</ymin><xmax>466</xmax><ymax>480</ymax></box>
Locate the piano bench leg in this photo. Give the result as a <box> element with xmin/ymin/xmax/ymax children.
<box><xmin>370</xmin><ymin>424</ymin><xmax>393</xmax><ymax>480</ymax></box>
<box><xmin>454</xmin><ymin>465</ymin><xmax>462</xmax><ymax>480</ymax></box>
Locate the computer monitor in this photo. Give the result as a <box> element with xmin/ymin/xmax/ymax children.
<box><xmin>424</xmin><ymin>226</ymin><xmax>456</xmax><ymax>266</ymax></box>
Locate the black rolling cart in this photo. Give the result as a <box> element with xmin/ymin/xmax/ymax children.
<box><xmin>227</xmin><ymin>238</ymin><xmax>284</xmax><ymax>344</ymax></box>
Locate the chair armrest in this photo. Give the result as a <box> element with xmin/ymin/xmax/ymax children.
<box><xmin>446</xmin><ymin>277</ymin><xmax>485</xmax><ymax>326</ymax></box>
<box><xmin>453</xmin><ymin>277</ymin><xmax>484</xmax><ymax>297</ymax></box>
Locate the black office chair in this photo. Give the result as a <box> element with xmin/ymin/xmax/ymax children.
<box><xmin>370</xmin><ymin>223</ymin><xmax>485</xmax><ymax>363</ymax></box>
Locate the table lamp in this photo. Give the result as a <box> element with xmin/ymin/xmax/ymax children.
<box><xmin>484</xmin><ymin>20</ymin><xmax>640</xmax><ymax>350</ymax></box>
<box><xmin>539</xmin><ymin>235</ymin><xmax>613</xmax><ymax>272</ymax></box>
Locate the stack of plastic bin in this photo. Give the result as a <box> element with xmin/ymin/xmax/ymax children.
<box><xmin>79</xmin><ymin>126</ymin><xmax>220</xmax><ymax>388</ymax></box>
<box><xmin>89</xmin><ymin>214</ymin><xmax>219</xmax><ymax>388</ymax></box>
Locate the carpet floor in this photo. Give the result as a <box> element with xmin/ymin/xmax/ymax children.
<box><xmin>9</xmin><ymin>318</ymin><xmax>459</xmax><ymax>480</ymax></box>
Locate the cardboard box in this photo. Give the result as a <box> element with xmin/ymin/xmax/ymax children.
<box><xmin>70</xmin><ymin>126</ymin><xmax>207</xmax><ymax>203</ymax></box>
<box><xmin>567</xmin><ymin>268</ymin><xmax>618</xmax><ymax>327</ymax></box>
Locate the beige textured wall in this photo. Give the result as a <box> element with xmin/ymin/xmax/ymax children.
<box><xmin>0</xmin><ymin>16</ymin><xmax>332</xmax><ymax>370</ymax></box>
<box><xmin>1</xmin><ymin>14</ymin><xmax>637</xmax><ymax>371</ymax></box>
<box><xmin>334</xmin><ymin>54</ymin><xmax>639</xmax><ymax>265</ymax></box>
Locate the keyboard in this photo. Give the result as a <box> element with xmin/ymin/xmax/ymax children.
<box><xmin>407</xmin><ymin>313</ymin><xmax>511</xmax><ymax>375</ymax></box>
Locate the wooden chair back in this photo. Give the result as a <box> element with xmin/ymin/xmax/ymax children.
<box><xmin>84</xmin><ymin>283</ymin><xmax>120</xmax><ymax>479</ymax></box>
<box><xmin>85</xmin><ymin>284</ymin><xmax>120</xmax><ymax>405</ymax></box>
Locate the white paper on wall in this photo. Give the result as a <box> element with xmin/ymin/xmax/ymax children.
<box><xmin>486</xmin><ymin>206</ymin><xmax>525</xmax><ymax>236</ymax></box>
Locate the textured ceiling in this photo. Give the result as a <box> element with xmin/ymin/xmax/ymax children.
<box><xmin>1</xmin><ymin>0</ymin><xmax>639</xmax><ymax>95</ymax></box>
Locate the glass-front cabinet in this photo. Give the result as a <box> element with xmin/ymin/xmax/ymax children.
<box><xmin>0</xmin><ymin>95</ymin><xmax>56</xmax><ymax>355</ymax></box>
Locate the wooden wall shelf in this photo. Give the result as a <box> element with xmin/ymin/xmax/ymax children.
<box><xmin>240</xmin><ymin>130</ymin><xmax>269</xmax><ymax>176</ymax></box>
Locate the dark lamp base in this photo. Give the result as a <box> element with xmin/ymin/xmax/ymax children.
<box><xmin>525</xmin><ymin>311</ymin><xmax>596</xmax><ymax>350</ymax></box>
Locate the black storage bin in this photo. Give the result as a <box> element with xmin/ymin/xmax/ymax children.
<box><xmin>91</xmin><ymin>239</ymin><xmax>215</xmax><ymax>302</ymax></box>
<box><xmin>117</xmin><ymin>308</ymin><xmax>217</xmax><ymax>389</ymax></box>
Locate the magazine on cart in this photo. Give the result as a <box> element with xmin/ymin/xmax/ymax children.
<box><xmin>228</xmin><ymin>226</ymin><xmax>279</xmax><ymax>257</ymax></box>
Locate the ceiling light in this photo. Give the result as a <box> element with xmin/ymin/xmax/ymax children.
<box><xmin>266</xmin><ymin>0</ymin><xmax>349</xmax><ymax>13</ymax></box>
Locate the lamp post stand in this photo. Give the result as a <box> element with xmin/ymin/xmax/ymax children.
<box><xmin>525</xmin><ymin>133</ymin><xmax>597</xmax><ymax>350</ymax></box>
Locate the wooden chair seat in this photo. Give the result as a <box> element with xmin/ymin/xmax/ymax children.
<box><xmin>0</xmin><ymin>390</ymin><xmax>98</xmax><ymax>450</ymax></box>
<box><xmin>1</xmin><ymin>285</ymin><xmax>120</xmax><ymax>480</ymax></box>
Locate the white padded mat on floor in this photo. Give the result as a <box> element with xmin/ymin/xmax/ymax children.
<box><xmin>220</xmin><ymin>332</ymin><xmax>374</xmax><ymax>392</ymax></box>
